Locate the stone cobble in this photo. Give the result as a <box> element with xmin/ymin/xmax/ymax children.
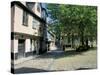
<box><xmin>15</xmin><ymin>48</ymin><xmax>97</xmax><ymax>72</ymax></box>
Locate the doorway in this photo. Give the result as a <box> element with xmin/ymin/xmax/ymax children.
<box><xmin>18</xmin><ymin>39</ymin><xmax>25</xmax><ymax>59</ymax></box>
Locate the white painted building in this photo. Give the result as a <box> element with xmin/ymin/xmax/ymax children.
<box><xmin>11</xmin><ymin>1</ymin><xmax>48</xmax><ymax>64</ymax></box>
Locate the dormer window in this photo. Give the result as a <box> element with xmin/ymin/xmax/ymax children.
<box><xmin>26</xmin><ymin>2</ymin><xmax>35</xmax><ymax>12</ymax></box>
<box><xmin>37</xmin><ymin>4</ymin><xmax>41</xmax><ymax>12</ymax></box>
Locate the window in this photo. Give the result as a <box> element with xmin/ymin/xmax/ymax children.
<box><xmin>68</xmin><ymin>36</ymin><xmax>71</xmax><ymax>44</ymax></box>
<box><xmin>32</xmin><ymin>18</ymin><xmax>40</xmax><ymax>29</ymax></box>
<box><xmin>32</xmin><ymin>18</ymin><xmax>36</xmax><ymax>29</ymax></box>
<box><xmin>37</xmin><ymin>4</ymin><xmax>41</xmax><ymax>12</ymax></box>
<box><xmin>22</xmin><ymin>10</ymin><xmax>28</xmax><ymax>26</ymax></box>
<box><xmin>26</xmin><ymin>2</ymin><xmax>35</xmax><ymax>11</ymax></box>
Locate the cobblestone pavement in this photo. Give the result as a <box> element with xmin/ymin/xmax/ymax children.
<box><xmin>14</xmin><ymin>48</ymin><xmax>97</xmax><ymax>73</ymax></box>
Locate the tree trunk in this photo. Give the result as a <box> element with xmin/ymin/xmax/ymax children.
<box><xmin>79</xmin><ymin>23</ymin><xmax>84</xmax><ymax>46</ymax></box>
<box><xmin>71</xmin><ymin>34</ymin><xmax>74</xmax><ymax>48</ymax></box>
<box><xmin>80</xmin><ymin>32</ymin><xmax>84</xmax><ymax>46</ymax></box>
<box><xmin>86</xmin><ymin>38</ymin><xmax>88</xmax><ymax>47</ymax></box>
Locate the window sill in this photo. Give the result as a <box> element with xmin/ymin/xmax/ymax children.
<box><xmin>32</xmin><ymin>27</ymin><xmax>36</xmax><ymax>30</ymax></box>
<box><xmin>22</xmin><ymin>23</ymin><xmax>28</xmax><ymax>27</ymax></box>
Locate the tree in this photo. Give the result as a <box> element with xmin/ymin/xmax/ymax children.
<box><xmin>47</xmin><ymin>4</ymin><xmax>97</xmax><ymax>48</ymax></box>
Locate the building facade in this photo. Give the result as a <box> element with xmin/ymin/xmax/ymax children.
<box><xmin>47</xmin><ymin>31</ymin><xmax>56</xmax><ymax>50</ymax></box>
<box><xmin>11</xmin><ymin>1</ymin><xmax>48</xmax><ymax>63</ymax></box>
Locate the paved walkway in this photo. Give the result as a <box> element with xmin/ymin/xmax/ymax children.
<box><xmin>14</xmin><ymin>48</ymin><xmax>97</xmax><ymax>74</ymax></box>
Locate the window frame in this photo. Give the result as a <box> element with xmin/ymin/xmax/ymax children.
<box><xmin>22</xmin><ymin>10</ymin><xmax>28</xmax><ymax>26</ymax></box>
<box><xmin>32</xmin><ymin>17</ymin><xmax>40</xmax><ymax>29</ymax></box>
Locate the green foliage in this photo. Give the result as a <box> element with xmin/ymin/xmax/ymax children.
<box><xmin>47</xmin><ymin>4</ymin><xmax>97</xmax><ymax>45</ymax></box>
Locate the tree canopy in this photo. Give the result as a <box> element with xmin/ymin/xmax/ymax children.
<box><xmin>47</xmin><ymin>4</ymin><xmax>97</xmax><ymax>46</ymax></box>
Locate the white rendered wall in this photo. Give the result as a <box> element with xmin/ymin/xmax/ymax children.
<box><xmin>25</xmin><ymin>39</ymin><xmax>35</xmax><ymax>52</ymax></box>
<box><xmin>13</xmin><ymin>5</ymin><xmax>40</xmax><ymax>36</ymax></box>
<box><xmin>74</xmin><ymin>38</ymin><xmax>80</xmax><ymax>47</ymax></box>
<box><xmin>25</xmin><ymin>39</ymin><xmax>31</xmax><ymax>52</ymax></box>
<box><xmin>93</xmin><ymin>40</ymin><xmax>97</xmax><ymax>47</ymax></box>
<box><xmin>11</xmin><ymin>39</ymin><xmax>18</xmax><ymax>53</ymax></box>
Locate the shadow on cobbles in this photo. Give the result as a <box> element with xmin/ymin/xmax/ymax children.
<box><xmin>12</xmin><ymin>66</ymin><xmax>96</xmax><ymax>74</ymax></box>
<box><xmin>36</xmin><ymin>50</ymin><xmax>81</xmax><ymax>59</ymax></box>
<box><xmin>36</xmin><ymin>48</ymin><xmax>97</xmax><ymax>59</ymax></box>
<box><xmin>76</xmin><ymin>67</ymin><xmax>96</xmax><ymax>70</ymax></box>
<box><xmin>12</xmin><ymin>67</ymin><xmax>49</xmax><ymax>74</ymax></box>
